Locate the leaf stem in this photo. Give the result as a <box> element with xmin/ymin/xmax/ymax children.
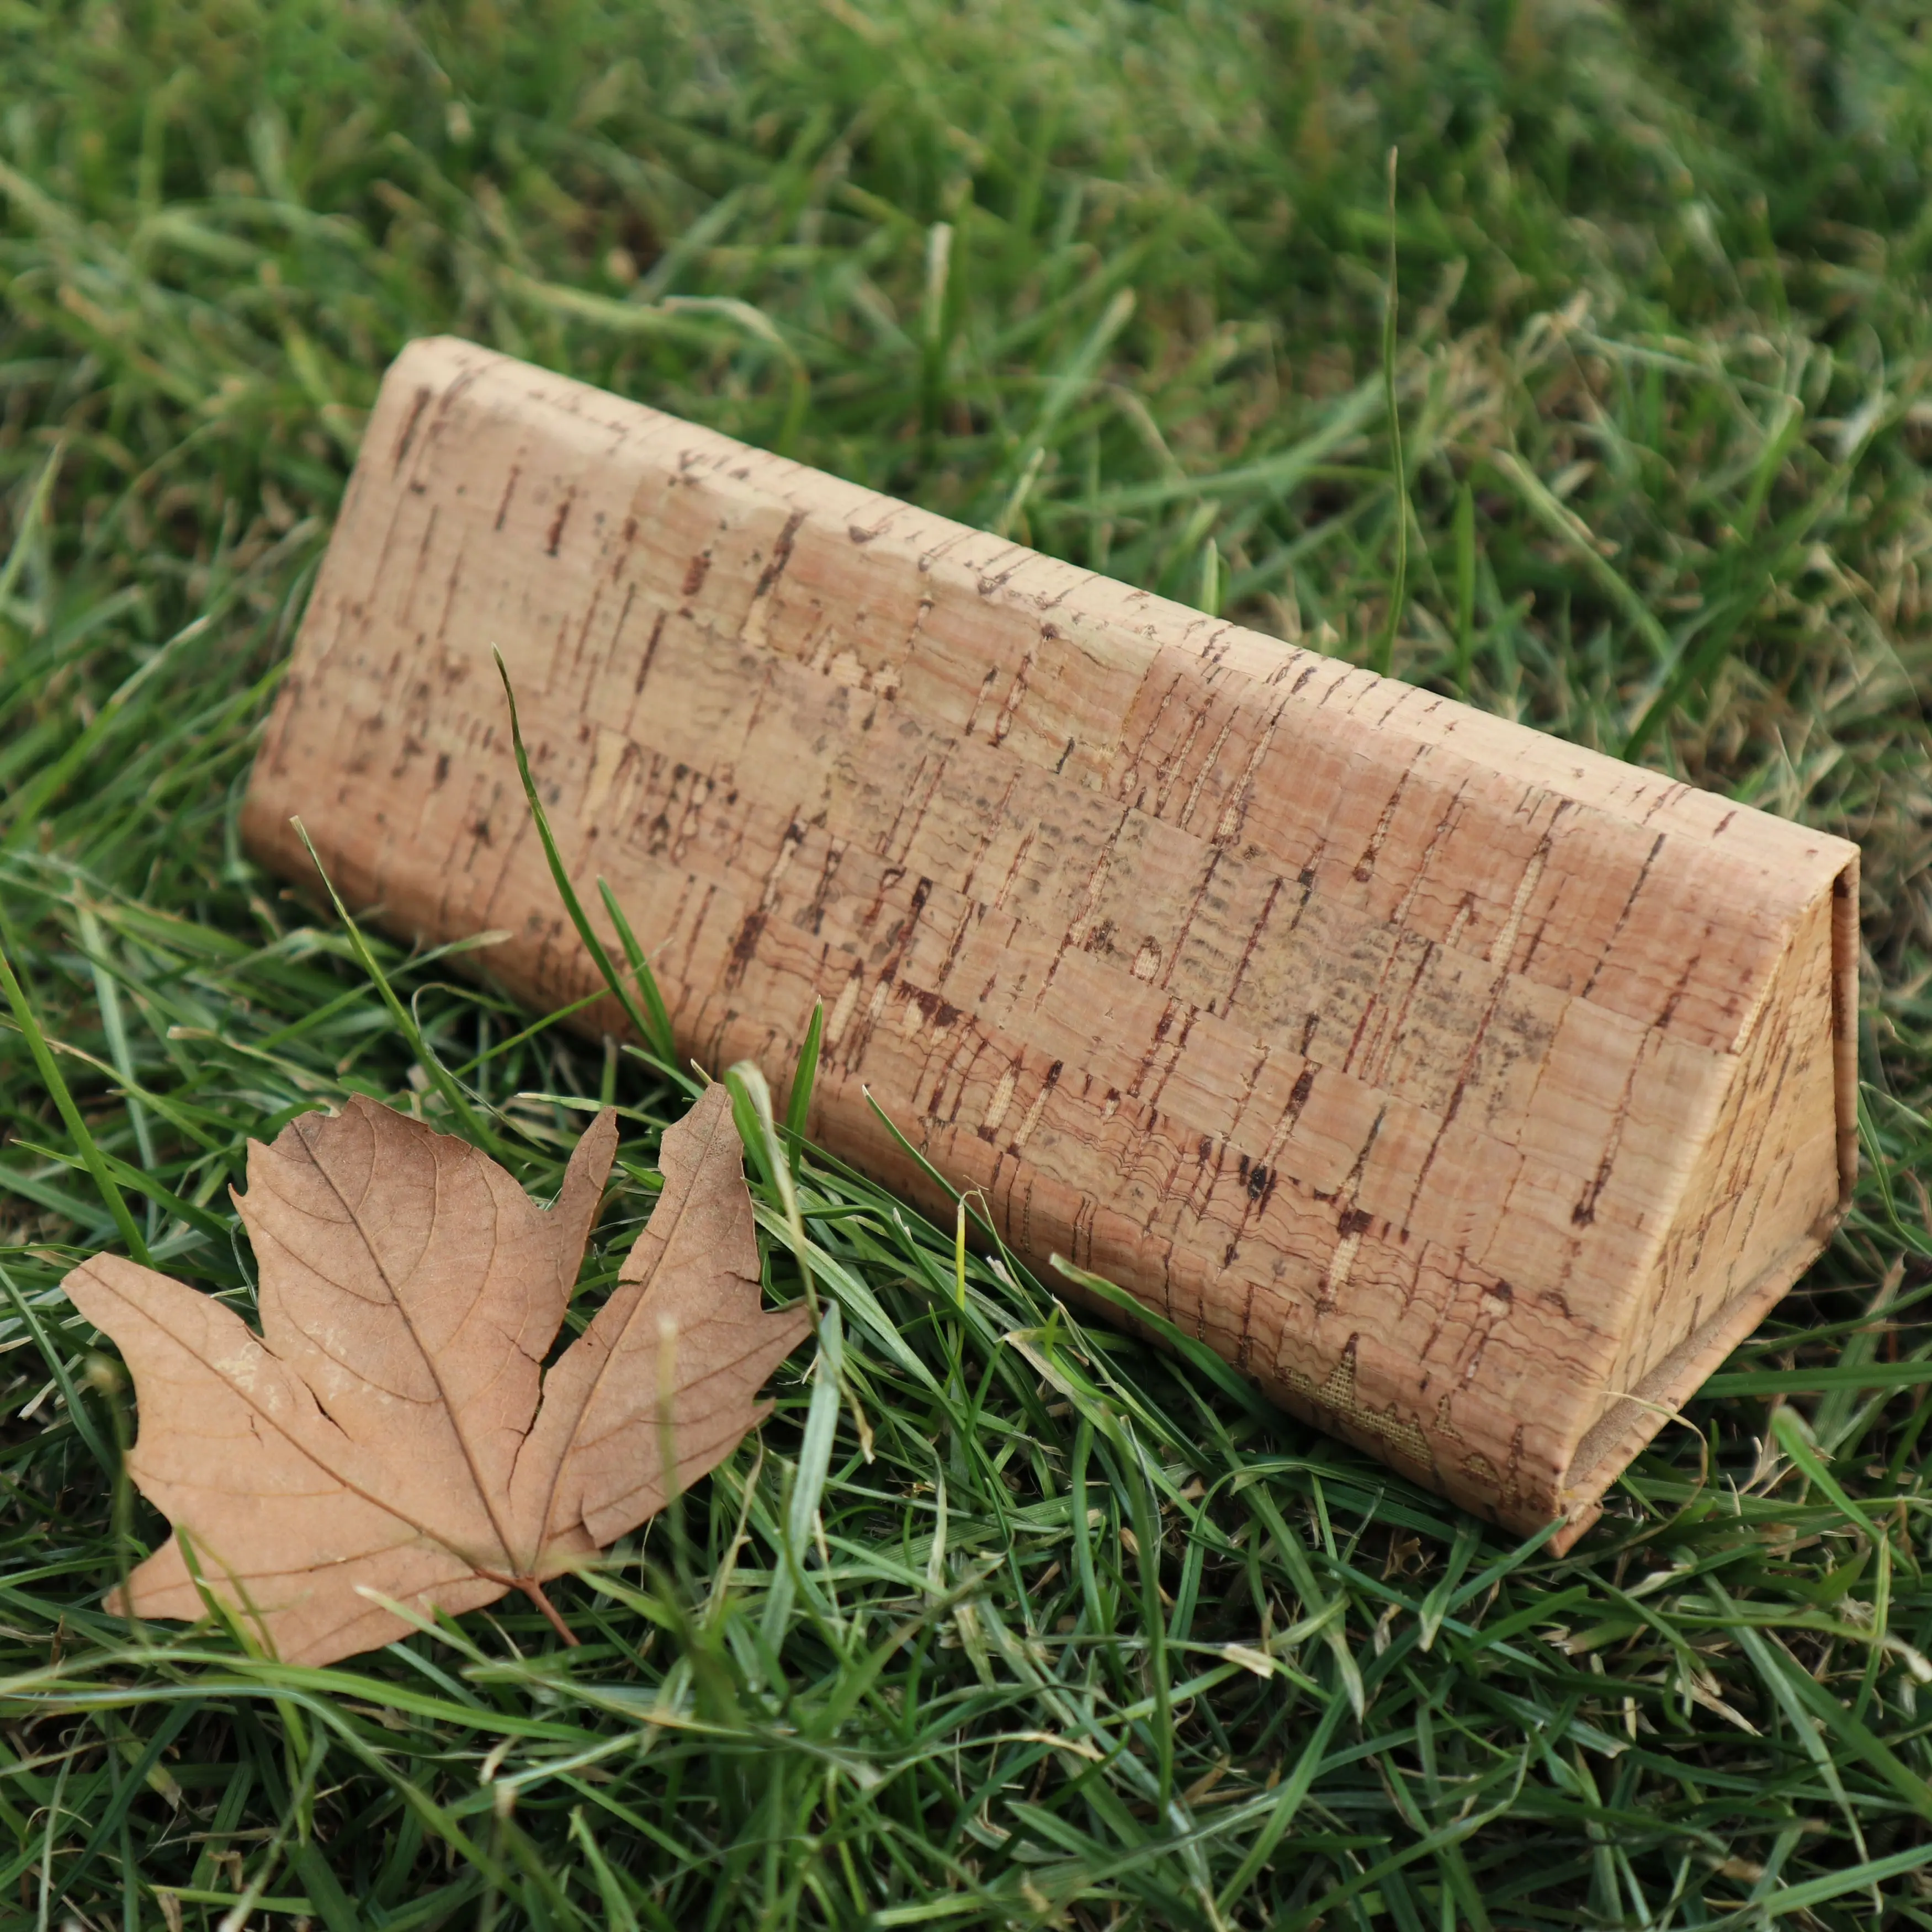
<box><xmin>518</xmin><ymin>1578</ymin><xmax>581</xmax><ymax>1648</ymax></box>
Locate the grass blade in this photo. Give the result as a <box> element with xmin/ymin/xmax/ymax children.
<box><xmin>783</xmin><ymin>997</ymin><xmax>822</xmax><ymax>1188</ymax></box>
<box><xmin>494</xmin><ymin>649</ymin><xmax>668</xmax><ymax>1065</ymax></box>
<box><xmin>1372</xmin><ymin>146</ymin><xmax>1407</xmax><ymax>681</ymax></box>
<box><xmin>0</xmin><ymin>906</ymin><xmax>152</xmax><ymax>1266</ymax></box>
<box><xmin>1452</xmin><ymin>480</ymin><xmax>1476</xmax><ymax>697</ymax></box>
<box><xmin>289</xmin><ymin>820</ymin><xmax>499</xmax><ymax>1153</ymax></box>
<box><xmin>595</xmin><ymin>878</ymin><xmax>677</xmax><ymax>1068</ymax></box>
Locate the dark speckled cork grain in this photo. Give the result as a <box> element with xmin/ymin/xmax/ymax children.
<box><xmin>243</xmin><ymin>337</ymin><xmax>1860</xmax><ymax>1548</ymax></box>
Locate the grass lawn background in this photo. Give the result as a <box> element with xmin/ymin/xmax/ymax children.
<box><xmin>5</xmin><ymin>0</ymin><xmax>1932</xmax><ymax>1924</ymax></box>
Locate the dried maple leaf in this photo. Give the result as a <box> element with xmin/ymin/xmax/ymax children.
<box><xmin>63</xmin><ymin>1083</ymin><xmax>808</xmax><ymax>1665</ymax></box>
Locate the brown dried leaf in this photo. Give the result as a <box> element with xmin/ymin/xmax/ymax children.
<box><xmin>63</xmin><ymin>1084</ymin><xmax>808</xmax><ymax>1665</ymax></box>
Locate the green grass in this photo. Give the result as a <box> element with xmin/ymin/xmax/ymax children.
<box><xmin>4</xmin><ymin>0</ymin><xmax>1932</xmax><ymax>1924</ymax></box>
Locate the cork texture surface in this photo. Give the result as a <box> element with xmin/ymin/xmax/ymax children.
<box><xmin>244</xmin><ymin>338</ymin><xmax>1860</xmax><ymax>1539</ymax></box>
